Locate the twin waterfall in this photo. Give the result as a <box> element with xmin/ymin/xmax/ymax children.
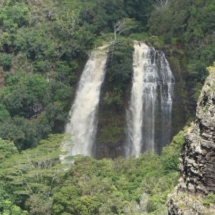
<box><xmin>63</xmin><ymin>42</ymin><xmax>174</xmax><ymax>159</ymax></box>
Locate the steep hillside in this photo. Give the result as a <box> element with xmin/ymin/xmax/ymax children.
<box><xmin>0</xmin><ymin>0</ymin><xmax>157</xmax><ymax>150</ymax></box>
<box><xmin>168</xmin><ymin>63</ymin><xmax>215</xmax><ymax>214</ymax></box>
<box><xmin>1</xmin><ymin>1</ymin><xmax>215</xmax><ymax>214</ymax></box>
<box><xmin>1</xmin><ymin>0</ymin><xmax>209</xmax><ymax>153</ymax></box>
<box><xmin>149</xmin><ymin>0</ymin><xmax>215</xmax><ymax>112</ymax></box>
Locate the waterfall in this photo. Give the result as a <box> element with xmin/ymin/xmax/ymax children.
<box><xmin>125</xmin><ymin>41</ymin><xmax>174</xmax><ymax>157</ymax></box>
<box><xmin>62</xmin><ymin>46</ymin><xmax>108</xmax><ymax>159</ymax></box>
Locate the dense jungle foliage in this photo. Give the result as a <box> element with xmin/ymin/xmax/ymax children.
<box><xmin>1</xmin><ymin>0</ymin><xmax>215</xmax><ymax>214</ymax></box>
<box><xmin>149</xmin><ymin>0</ymin><xmax>215</xmax><ymax>104</ymax></box>
<box><xmin>0</xmin><ymin>130</ymin><xmax>185</xmax><ymax>215</ymax></box>
<box><xmin>0</xmin><ymin>0</ymin><xmax>155</xmax><ymax>149</ymax></box>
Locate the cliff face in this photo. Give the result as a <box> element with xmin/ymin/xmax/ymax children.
<box><xmin>95</xmin><ymin>44</ymin><xmax>190</xmax><ymax>159</ymax></box>
<box><xmin>167</xmin><ymin>64</ymin><xmax>215</xmax><ymax>214</ymax></box>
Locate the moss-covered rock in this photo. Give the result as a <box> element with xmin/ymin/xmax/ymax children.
<box><xmin>94</xmin><ymin>42</ymin><xmax>133</xmax><ymax>158</ymax></box>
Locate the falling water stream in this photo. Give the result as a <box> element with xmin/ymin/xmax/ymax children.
<box><xmin>62</xmin><ymin>46</ymin><xmax>108</xmax><ymax>159</ymax></box>
<box><xmin>62</xmin><ymin>42</ymin><xmax>174</xmax><ymax>160</ymax></box>
<box><xmin>126</xmin><ymin>41</ymin><xmax>174</xmax><ymax>157</ymax></box>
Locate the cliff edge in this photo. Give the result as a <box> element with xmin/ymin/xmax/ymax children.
<box><xmin>167</xmin><ymin>63</ymin><xmax>215</xmax><ymax>214</ymax></box>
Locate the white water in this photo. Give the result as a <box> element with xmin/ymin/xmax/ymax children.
<box><xmin>159</xmin><ymin>51</ymin><xmax>174</xmax><ymax>150</ymax></box>
<box><xmin>126</xmin><ymin>41</ymin><xmax>174</xmax><ymax>157</ymax></box>
<box><xmin>125</xmin><ymin>42</ymin><xmax>148</xmax><ymax>157</ymax></box>
<box><xmin>62</xmin><ymin>46</ymin><xmax>108</xmax><ymax>159</ymax></box>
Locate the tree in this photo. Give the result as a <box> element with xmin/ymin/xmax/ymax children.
<box><xmin>101</xmin><ymin>18</ymin><xmax>138</xmax><ymax>46</ymax></box>
<box><xmin>124</xmin><ymin>0</ymin><xmax>155</xmax><ymax>26</ymax></box>
<box><xmin>0</xmin><ymin>200</ymin><xmax>28</xmax><ymax>215</ymax></box>
<box><xmin>0</xmin><ymin>2</ymin><xmax>30</xmax><ymax>32</ymax></box>
<box><xmin>0</xmin><ymin>134</ymin><xmax>70</xmax><ymax>208</ymax></box>
<box><xmin>25</xmin><ymin>194</ymin><xmax>52</xmax><ymax>215</ymax></box>
<box><xmin>0</xmin><ymin>138</ymin><xmax>18</xmax><ymax>161</ymax></box>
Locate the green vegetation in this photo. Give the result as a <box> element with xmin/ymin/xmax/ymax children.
<box><xmin>0</xmin><ymin>130</ymin><xmax>185</xmax><ymax>214</ymax></box>
<box><xmin>96</xmin><ymin>42</ymin><xmax>133</xmax><ymax>146</ymax></box>
<box><xmin>0</xmin><ymin>0</ymin><xmax>214</xmax><ymax>214</ymax></box>
<box><xmin>203</xmin><ymin>193</ymin><xmax>215</xmax><ymax>207</ymax></box>
<box><xmin>148</xmin><ymin>0</ymin><xmax>215</xmax><ymax>110</ymax></box>
<box><xmin>0</xmin><ymin>0</ymin><xmax>155</xmax><ymax>149</ymax></box>
<box><xmin>0</xmin><ymin>200</ymin><xmax>27</xmax><ymax>215</ymax></box>
<box><xmin>0</xmin><ymin>0</ymin><xmax>211</xmax><ymax>148</ymax></box>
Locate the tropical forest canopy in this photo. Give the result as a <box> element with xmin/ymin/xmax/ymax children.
<box><xmin>0</xmin><ymin>0</ymin><xmax>215</xmax><ymax>214</ymax></box>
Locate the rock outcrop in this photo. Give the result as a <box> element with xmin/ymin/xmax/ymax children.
<box><xmin>167</xmin><ymin>64</ymin><xmax>215</xmax><ymax>214</ymax></box>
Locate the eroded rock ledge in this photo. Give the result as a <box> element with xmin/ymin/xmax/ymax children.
<box><xmin>167</xmin><ymin>64</ymin><xmax>215</xmax><ymax>214</ymax></box>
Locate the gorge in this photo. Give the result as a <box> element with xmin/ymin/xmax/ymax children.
<box><xmin>64</xmin><ymin>42</ymin><xmax>175</xmax><ymax>158</ymax></box>
<box><xmin>168</xmin><ymin>64</ymin><xmax>215</xmax><ymax>215</ymax></box>
<box><xmin>1</xmin><ymin>0</ymin><xmax>215</xmax><ymax>214</ymax></box>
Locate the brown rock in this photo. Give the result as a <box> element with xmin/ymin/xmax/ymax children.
<box><xmin>167</xmin><ymin>65</ymin><xmax>215</xmax><ymax>214</ymax></box>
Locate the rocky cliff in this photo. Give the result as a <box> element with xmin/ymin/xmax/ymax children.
<box><xmin>167</xmin><ymin>63</ymin><xmax>215</xmax><ymax>214</ymax></box>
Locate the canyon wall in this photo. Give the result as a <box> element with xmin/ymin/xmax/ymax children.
<box><xmin>95</xmin><ymin>43</ymin><xmax>189</xmax><ymax>158</ymax></box>
<box><xmin>168</xmin><ymin>63</ymin><xmax>215</xmax><ymax>215</ymax></box>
